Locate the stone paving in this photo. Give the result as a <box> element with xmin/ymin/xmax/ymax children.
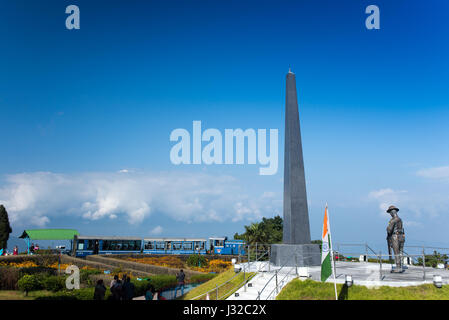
<box><xmin>227</xmin><ymin>260</ymin><xmax>449</xmax><ymax>300</ymax></box>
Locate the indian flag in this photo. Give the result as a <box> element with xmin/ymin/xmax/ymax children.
<box><xmin>321</xmin><ymin>205</ymin><xmax>333</xmax><ymax>282</ymax></box>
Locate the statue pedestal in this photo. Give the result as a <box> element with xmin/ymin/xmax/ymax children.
<box><xmin>270</xmin><ymin>244</ymin><xmax>321</xmax><ymax>267</ymax></box>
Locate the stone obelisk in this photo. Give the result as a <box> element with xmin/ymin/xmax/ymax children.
<box><xmin>283</xmin><ymin>69</ymin><xmax>311</xmax><ymax>244</ymax></box>
<box><xmin>270</xmin><ymin>69</ymin><xmax>320</xmax><ymax>267</ymax></box>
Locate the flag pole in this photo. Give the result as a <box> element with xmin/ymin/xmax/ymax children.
<box><xmin>326</xmin><ymin>203</ymin><xmax>338</xmax><ymax>300</ymax></box>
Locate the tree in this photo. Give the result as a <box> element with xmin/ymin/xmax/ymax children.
<box><xmin>416</xmin><ymin>251</ymin><xmax>448</xmax><ymax>268</ymax></box>
<box><xmin>234</xmin><ymin>215</ymin><xmax>283</xmax><ymax>244</ymax></box>
<box><xmin>0</xmin><ymin>205</ymin><xmax>12</xmax><ymax>251</ymax></box>
<box><xmin>234</xmin><ymin>215</ymin><xmax>320</xmax><ymax>246</ymax></box>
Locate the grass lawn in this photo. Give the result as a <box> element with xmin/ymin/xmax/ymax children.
<box><xmin>277</xmin><ymin>279</ymin><xmax>449</xmax><ymax>300</ymax></box>
<box><xmin>180</xmin><ymin>269</ymin><xmax>256</xmax><ymax>300</ymax></box>
<box><xmin>0</xmin><ymin>290</ymin><xmax>54</xmax><ymax>300</ymax></box>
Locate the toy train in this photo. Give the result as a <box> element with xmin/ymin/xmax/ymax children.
<box><xmin>72</xmin><ymin>235</ymin><xmax>246</xmax><ymax>257</ymax></box>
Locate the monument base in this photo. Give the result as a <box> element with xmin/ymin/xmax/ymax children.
<box><xmin>270</xmin><ymin>244</ymin><xmax>321</xmax><ymax>267</ymax></box>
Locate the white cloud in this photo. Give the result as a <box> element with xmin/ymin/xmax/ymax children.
<box><xmin>368</xmin><ymin>188</ymin><xmax>407</xmax><ymax>215</ymax></box>
<box><xmin>417</xmin><ymin>166</ymin><xmax>449</xmax><ymax>180</ymax></box>
<box><xmin>0</xmin><ymin>171</ymin><xmax>279</xmax><ymax>227</ymax></box>
<box><xmin>368</xmin><ymin>186</ymin><xmax>449</xmax><ymax>223</ymax></box>
<box><xmin>149</xmin><ymin>225</ymin><xmax>163</xmax><ymax>236</ymax></box>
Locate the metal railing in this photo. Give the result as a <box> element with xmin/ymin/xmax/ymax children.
<box><xmin>333</xmin><ymin>242</ymin><xmax>449</xmax><ymax>282</ymax></box>
<box><xmin>255</xmin><ymin>253</ymin><xmax>306</xmax><ymax>300</ymax></box>
<box><xmin>189</xmin><ymin>244</ymin><xmax>269</xmax><ymax>300</ymax></box>
<box><xmin>194</xmin><ymin>242</ymin><xmax>448</xmax><ymax>300</ymax></box>
<box><xmin>189</xmin><ymin>263</ymin><xmax>251</xmax><ymax>300</ymax></box>
<box><xmin>264</xmin><ymin>261</ymin><xmax>299</xmax><ymax>300</ymax></box>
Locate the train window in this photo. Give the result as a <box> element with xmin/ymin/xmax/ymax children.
<box><xmin>145</xmin><ymin>241</ymin><xmax>154</xmax><ymax>250</ymax></box>
<box><xmin>215</xmin><ymin>240</ymin><xmax>224</xmax><ymax>247</ymax></box>
<box><xmin>87</xmin><ymin>240</ymin><xmax>95</xmax><ymax>250</ymax></box>
<box><xmin>194</xmin><ymin>241</ymin><xmax>204</xmax><ymax>251</ymax></box>
<box><xmin>78</xmin><ymin>242</ymin><xmax>84</xmax><ymax>250</ymax></box>
<box><xmin>173</xmin><ymin>242</ymin><xmax>182</xmax><ymax>250</ymax></box>
<box><xmin>183</xmin><ymin>242</ymin><xmax>193</xmax><ymax>250</ymax></box>
<box><xmin>122</xmin><ymin>242</ymin><xmax>129</xmax><ymax>250</ymax></box>
<box><xmin>156</xmin><ymin>242</ymin><xmax>165</xmax><ymax>250</ymax></box>
<box><xmin>102</xmin><ymin>240</ymin><xmax>110</xmax><ymax>250</ymax></box>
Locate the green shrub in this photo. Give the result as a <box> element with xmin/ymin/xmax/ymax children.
<box><xmin>189</xmin><ymin>273</ymin><xmax>217</xmax><ymax>283</ymax></box>
<box><xmin>35</xmin><ymin>294</ymin><xmax>78</xmax><ymax>300</ymax></box>
<box><xmin>35</xmin><ymin>287</ymin><xmax>112</xmax><ymax>300</ymax></box>
<box><xmin>132</xmin><ymin>279</ymin><xmax>151</xmax><ymax>296</ymax></box>
<box><xmin>19</xmin><ymin>266</ymin><xmax>55</xmax><ymax>277</ymax></box>
<box><xmin>34</xmin><ymin>249</ymin><xmax>56</xmax><ymax>255</ymax></box>
<box><xmin>186</xmin><ymin>255</ymin><xmax>208</xmax><ymax>267</ymax></box>
<box><xmin>17</xmin><ymin>274</ymin><xmax>42</xmax><ymax>295</ymax></box>
<box><xmin>88</xmin><ymin>274</ymin><xmax>111</xmax><ymax>287</ymax></box>
<box><xmin>0</xmin><ymin>267</ymin><xmax>20</xmax><ymax>290</ymax></box>
<box><xmin>80</xmin><ymin>268</ymin><xmax>102</xmax><ymax>282</ymax></box>
<box><xmin>146</xmin><ymin>274</ymin><xmax>177</xmax><ymax>291</ymax></box>
<box><xmin>131</xmin><ymin>277</ymin><xmax>173</xmax><ymax>297</ymax></box>
<box><xmin>41</xmin><ymin>276</ymin><xmax>66</xmax><ymax>292</ymax></box>
<box><xmin>71</xmin><ymin>287</ymin><xmax>95</xmax><ymax>300</ymax></box>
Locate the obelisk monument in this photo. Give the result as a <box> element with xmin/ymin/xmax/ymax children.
<box><xmin>270</xmin><ymin>69</ymin><xmax>321</xmax><ymax>267</ymax></box>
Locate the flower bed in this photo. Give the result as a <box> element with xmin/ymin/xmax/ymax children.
<box><xmin>125</xmin><ymin>256</ymin><xmax>232</xmax><ymax>273</ymax></box>
<box><xmin>125</xmin><ymin>256</ymin><xmax>184</xmax><ymax>269</ymax></box>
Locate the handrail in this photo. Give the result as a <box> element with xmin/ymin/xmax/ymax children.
<box><xmin>218</xmin><ymin>272</ymin><xmax>256</xmax><ymax>300</ymax></box>
<box><xmin>244</xmin><ymin>246</ymin><xmax>270</xmax><ymax>272</ymax></box>
<box><xmin>335</xmin><ymin>242</ymin><xmax>449</xmax><ymax>253</ymax></box>
<box><xmin>255</xmin><ymin>254</ymin><xmax>298</xmax><ymax>300</ymax></box>
<box><xmin>265</xmin><ymin>263</ymin><xmax>297</xmax><ymax>300</ymax></box>
<box><xmin>255</xmin><ymin>250</ymin><xmax>270</xmax><ymax>272</ymax></box>
<box><xmin>334</xmin><ymin>252</ymin><xmax>433</xmax><ymax>258</ymax></box>
<box><xmin>366</xmin><ymin>244</ymin><xmax>378</xmax><ymax>257</ymax></box>
<box><xmin>189</xmin><ymin>267</ymin><xmax>243</xmax><ymax>300</ymax></box>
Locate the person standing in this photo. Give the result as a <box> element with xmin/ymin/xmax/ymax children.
<box><xmin>145</xmin><ymin>285</ymin><xmax>155</xmax><ymax>301</ymax></box>
<box><xmin>111</xmin><ymin>279</ymin><xmax>123</xmax><ymax>300</ymax></box>
<box><xmin>175</xmin><ymin>269</ymin><xmax>186</xmax><ymax>297</ymax></box>
<box><xmin>110</xmin><ymin>275</ymin><xmax>119</xmax><ymax>289</ymax></box>
<box><xmin>93</xmin><ymin>279</ymin><xmax>107</xmax><ymax>300</ymax></box>
<box><xmin>13</xmin><ymin>246</ymin><xmax>18</xmax><ymax>255</ymax></box>
<box><xmin>122</xmin><ymin>277</ymin><xmax>135</xmax><ymax>300</ymax></box>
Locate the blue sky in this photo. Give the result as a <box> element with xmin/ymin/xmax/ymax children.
<box><xmin>1</xmin><ymin>0</ymin><xmax>449</xmax><ymax>252</ymax></box>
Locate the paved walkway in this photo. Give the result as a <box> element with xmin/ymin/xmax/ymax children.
<box><xmin>227</xmin><ymin>261</ymin><xmax>297</xmax><ymax>300</ymax></box>
<box><xmin>227</xmin><ymin>261</ymin><xmax>449</xmax><ymax>300</ymax></box>
<box><xmin>312</xmin><ymin>261</ymin><xmax>449</xmax><ymax>287</ymax></box>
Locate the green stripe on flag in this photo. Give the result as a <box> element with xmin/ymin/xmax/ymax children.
<box><xmin>321</xmin><ymin>253</ymin><xmax>332</xmax><ymax>282</ymax></box>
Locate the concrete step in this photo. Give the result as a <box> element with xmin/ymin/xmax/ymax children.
<box><xmin>227</xmin><ymin>269</ymin><xmax>298</xmax><ymax>300</ymax></box>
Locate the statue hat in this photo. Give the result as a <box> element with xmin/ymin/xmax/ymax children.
<box><xmin>387</xmin><ymin>205</ymin><xmax>399</xmax><ymax>213</ymax></box>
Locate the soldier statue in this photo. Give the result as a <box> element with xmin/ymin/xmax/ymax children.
<box><xmin>386</xmin><ymin>205</ymin><xmax>405</xmax><ymax>273</ymax></box>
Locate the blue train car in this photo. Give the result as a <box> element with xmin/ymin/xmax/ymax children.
<box><xmin>209</xmin><ymin>237</ymin><xmax>246</xmax><ymax>255</ymax></box>
<box><xmin>73</xmin><ymin>235</ymin><xmax>142</xmax><ymax>257</ymax></box>
<box><xmin>143</xmin><ymin>238</ymin><xmax>207</xmax><ymax>255</ymax></box>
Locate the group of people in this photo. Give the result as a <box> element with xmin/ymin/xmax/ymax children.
<box><xmin>0</xmin><ymin>245</ymin><xmax>19</xmax><ymax>256</ymax></box>
<box><xmin>93</xmin><ymin>269</ymin><xmax>186</xmax><ymax>301</ymax></box>
<box><xmin>29</xmin><ymin>243</ymin><xmax>39</xmax><ymax>253</ymax></box>
<box><xmin>93</xmin><ymin>274</ymin><xmax>157</xmax><ymax>301</ymax></box>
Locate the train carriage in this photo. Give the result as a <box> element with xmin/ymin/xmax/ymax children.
<box><xmin>209</xmin><ymin>237</ymin><xmax>246</xmax><ymax>255</ymax></box>
<box><xmin>71</xmin><ymin>235</ymin><xmax>244</xmax><ymax>257</ymax></box>
<box><xmin>73</xmin><ymin>235</ymin><xmax>142</xmax><ymax>257</ymax></box>
<box><xmin>143</xmin><ymin>238</ymin><xmax>207</xmax><ymax>255</ymax></box>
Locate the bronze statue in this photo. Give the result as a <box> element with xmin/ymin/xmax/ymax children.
<box><xmin>386</xmin><ymin>205</ymin><xmax>405</xmax><ymax>273</ymax></box>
